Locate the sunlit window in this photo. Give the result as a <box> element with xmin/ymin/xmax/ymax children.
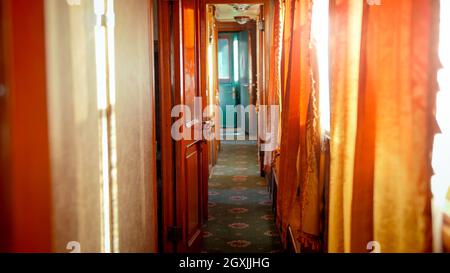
<box><xmin>432</xmin><ymin>0</ymin><xmax>450</xmax><ymax>206</ymax></box>
<box><xmin>234</xmin><ymin>36</ymin><xmax>239</xmax><ymax>82</ymax></box>
<box><xmin>431</xmin><ymin>0</ymin><xmax>450</xmax><ymax>252</ymax></box>
<box><xmin>94</xmin><ymin>0</ymin><xmax>111</xmax><ymax>254</ymax></box>
<box><xmin>218</xmin><ymin>38</ymin><xmax>230</xmax><ymax>81</ymax></box>
<box><xmin>94</xmin><ymin>0</ymin><xmax>119</xmax><ymax>253</ymax></box>
<box><xmin>311</xmin><ymin>0</ymin><xmax>330</xmax><ymax>134</ymax></box>
<box><xmin>208</xmin><ymin>44</ymin><xmax>214</xmax><ymax>106</ymax></box>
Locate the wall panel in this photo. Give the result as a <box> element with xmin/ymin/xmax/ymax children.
<box><xmin>0</xmin><ymin>0</ymin><xmax>52</xmax><ymax>252</ymax></box>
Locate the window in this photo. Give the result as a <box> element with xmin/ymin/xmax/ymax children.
<box><xmin>233</xmin><ymin>36</ymin><xmax>239</xmax><ymax>82</ymax></box>
<box><xmin>218</xmin><ymin>37</ymin><xmax>231</xmax><ymax>81</ymax></box>
<box><xmin>311</xmin><ymin>0</ymin><xmax>331</xmax><ymax>134</ymax></box>
<box><xmin>431</xmin><ymin>0</ymin><xmax>450</xmax><ymax>252</ymax></box>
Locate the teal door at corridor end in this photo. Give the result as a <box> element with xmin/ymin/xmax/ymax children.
<box><xmin>238</xmin><ymin>30</ymin><xmax>250</xmax><ymax>133</ymax></box>
<box><xmin>218</xmin><ymin>31</ymin><xmax>250</xmax><ymax>130</ymax></box>
<box><xmin>218</xmin><ymin>32</ymin><xmax>238</xmax><ymax>128</ymax></box>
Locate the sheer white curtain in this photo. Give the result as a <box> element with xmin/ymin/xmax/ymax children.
<box><xmin>431</xmin><ymin>0</ymin><xmax>450</xmax><ymax>253</ymax></box>
<box><xmin>45</xmin><ymin>0</ymin><xmax>157</xmax><ymax>253</ymax></box>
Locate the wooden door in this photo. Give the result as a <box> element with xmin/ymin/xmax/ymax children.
<box><xmin>257</xmin><ymin>5</ymin><xmax>266</xmax><ymax>176</ymax></box>
<box><xmin>237</xmin><ymin>30</ymin><xmax>251</xmax><ymax>133</ymax></box>
<box><xmin>218</xmin><ymin>32</ymin><xmax>239</xmax><ymax>129</ymax></box>
<box><xmin>174</xmin><ymin>0</ymin><xmax>204</xmax><ymax>253</ymax></box>
<box><xmin>159</xmin><ymin>0</ymin><xmax>208</xmax><ymax>253</ymax></box>
<box><xmin>205</xmin><ymin>5</ymin><xmax>219</xmax><ymax>172</ymax></box>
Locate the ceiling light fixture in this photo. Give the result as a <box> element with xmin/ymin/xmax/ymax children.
<box><xmin>234</xmin><ymin>16</ymin><xmax>251</xmax><ymax>25</ymax></box>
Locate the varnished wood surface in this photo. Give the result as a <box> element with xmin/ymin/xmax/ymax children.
<box><xmin>157</xmin><ymin>0</ymin><xmax>176</xmax><ymax>253</ymax></box>
<box><xmin>1</xmin><ymin>0</ymin><xmax>51</xmax><ymax>252</ymax></box>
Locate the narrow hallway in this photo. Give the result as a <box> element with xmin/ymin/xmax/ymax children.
<box><xmin>1</xmin><ymin>0</ymin><xmax>449</xmax><ymax>257</ymax></box>
<box><xmin>202</xmin><ymin>142</ymin><xmax>282</xmax><ymax>253</ymax></box>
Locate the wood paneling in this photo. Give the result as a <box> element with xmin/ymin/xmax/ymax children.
<box><xmin>177</xmin><ymin>0</ymin><xmax>204</xmax><ymax>252</ymax></box>
<box><xmin>217</xmin><ymin>21</ymin><xmax>254</xmax><ymax>32</ymax></box>
<box><xmin>158</xmin><ymin>0</ymin><xmax>204</xmax><ymax>253</ymax></box>
<box><xmin>1</xmin><ymin>0</ymin><xmax>51</xmax><ymax>252</ymax></box>
<box><xmin>443</xmin><ymin>213</ymin><xmax>450</xmax><ymax>252</ymax></box>
<box><xmin>257</xmin><ymin>4</ymin><xmax>266</xmax><ymax>175</ymax></box>
<box><xmin>158</xmin><ymin>0</ymin><xmax>204</xmax><ymax>252</ymax></box>
<box><xmin>157</xmin><ymin>0</ymin><xmax>176</xmax><ymax>253</ymax></box>
<box><xmin>0</xmin><ymin>0</ymin><xmax>11</xmax><ymax>252</ymax></box>
<box><xmin>204</xmin><ymin>5</ymin><xmax>219</xmax><ymax>221</ymax></box>
<box><xmin>185</xmin><ymin>147</ymin><xmax>201</xmax><ymax>247</ymax></box>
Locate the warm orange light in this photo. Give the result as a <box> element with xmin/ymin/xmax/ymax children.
<box><xmin>431</xmin><ymin>0</ymin><xmax>450</xmax><ymax>253</ymax></box>
<box><xmin>311</xmin><ymin>0</ymin><xmax>330</xmax><ymax>133</ymax></box>
<box><xmin>432</xmin><ymin>0</ymin><xmax>450</xmax><ymax>206</ymax></box>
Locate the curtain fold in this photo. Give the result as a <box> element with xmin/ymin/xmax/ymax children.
<box><xmin>328</xmin><ymin>0</ymin><xmax>363</xmax><ymax>253</ymax></box>
<box><xmin>277</xmin><ymin>0</ymin><xmax>320</xmax><ymax>250</ymax></box>
<box><xmin>264</xmin><ymin>0</ymin><xmax>283</xmax><ymax>170</ymax></box>
<box><xmin>367</xmin><ymin>0</ymin><xmax>440</xmax><ymax>253</ymax></box>
<box><xmin>299</xmin><ymin>18</ymin><xmax>323</xmax><ymax>251</ymax></box>
<box><xmin>329</xmin><ymin>0</ymin><xmax>440</xmax><ymax>253</ymax></box>
<box><xmin>277</xmin><ymin>0</ymin><xmax>303</xmax><ymax>243</ymax></box>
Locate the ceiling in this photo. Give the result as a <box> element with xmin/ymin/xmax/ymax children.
<box><xmin>213</xmin><ymin>4</ymin><xmax>262</xmax><ymax>22</ymax></box>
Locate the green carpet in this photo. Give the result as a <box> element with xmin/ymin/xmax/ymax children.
<box><xmin>202</xmin><ymin>143</ymin><xmax>282</xmax><ymax>253</ymax></box>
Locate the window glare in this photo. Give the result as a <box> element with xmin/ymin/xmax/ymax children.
<box><xmin>432</xmin><ymin>0</ymin><xmax>450</xmax><ymax>205</ymax></box>
<box><xmin>311</xmin><ymin>0</ymin><xmax>331</xmax><ymax>134</ymax></box>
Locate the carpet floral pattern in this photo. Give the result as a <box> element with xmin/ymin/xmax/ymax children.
<box><xmin>202</xmin><ymin>143</ymin><xmax>282</xmax><ymax>253</ymax></box>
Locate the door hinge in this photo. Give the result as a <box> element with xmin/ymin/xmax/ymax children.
<box><xmin>167</xmin><ymin>226</ymin><xmax>183</xmax><ymax>243</ymax></box>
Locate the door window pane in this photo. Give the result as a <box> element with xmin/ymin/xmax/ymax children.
<box><xmin>218</xmin><ymin>38</ymin><xmax>230</xmax><ymax>81</ymax></box>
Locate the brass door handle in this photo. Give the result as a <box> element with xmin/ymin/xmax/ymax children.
<box><xmin>202</xmin><ymin>120</ymin><xmax>214</xmax><ymax>129</ymax></box>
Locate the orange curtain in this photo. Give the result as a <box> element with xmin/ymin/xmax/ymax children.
<box><xmin>264</xmin><ymin>0</ymin><xmax>283</xmax><ymax>170</ymax></box>
<box><xmin>277</xmin><ymin>0</ymin><xmax>321</xmax><ymax>250</ymax></box>
<box><xmin>329</xmin><ymin>0</ymin><xmax>440</xmax><ymax>253</ymax></box>
<box><xmin>299</xmin><ymin>21</ymin><xmax>322</xmax><ymax>252</ymax></box>
<box><xmin>277</xmin><ymin>0</ymin><xmax>301</xmax><ymax>244</ymax></box>
<box><xmin>328</xmin><ymin>0</ymin><xmax>363</xmax><ymax>253</ymax></box>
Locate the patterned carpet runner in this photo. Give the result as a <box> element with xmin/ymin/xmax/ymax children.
<box><xmin>202</xmin><ymin>143</ymin><xmax>282</xmax><ymax>253</ymax></box>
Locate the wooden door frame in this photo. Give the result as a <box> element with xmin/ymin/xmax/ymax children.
<box><xmin>157</xmin><ymin>0</ymin><xmax>177</xmax><ymax>253</ymax></box>
<box><xmin>147</xmin><ymin>0</ymin><xmax>160</xmax><ymax>253</ymax></box>
<box><xmin>0</xmin><ymin>0</ymin><xmax>11</xmax><ymax>252</ymax></box>
<box><xmin>0</xmin><ymin>0</ymin><xmax>51</xmax><ymax>252</ymax></box>
<box><xmin>157</xmin><ymin>0</ymin><xmax>205</xmax><ymax>253</ymax></box>
<box><xmin>199</xmin><ymin>0</ymin><xmax>270</xmax><ymax>108</ymax></box>
<box><xmin>177</xmin><ymin>0</ymin><xmax>204</xmax><ymax>253</ymax></box>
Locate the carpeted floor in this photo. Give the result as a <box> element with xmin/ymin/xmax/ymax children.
<box><xmin>202</xmin><ymin>143</ymin><xmax>282</xmax><ymax>253</ymax></box>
